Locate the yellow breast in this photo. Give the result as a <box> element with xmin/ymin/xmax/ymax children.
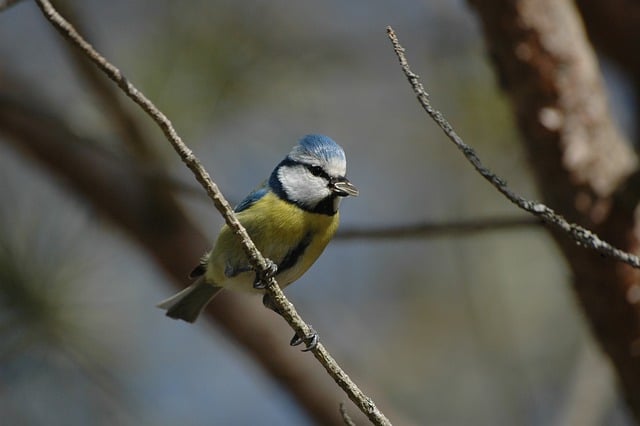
<box><xmin>206</xmin><ymin>192</ymin><xmax>339</xmax><ymax>292</ymax></box>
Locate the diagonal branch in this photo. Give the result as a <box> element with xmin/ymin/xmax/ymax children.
<box><xmin>464</xmin><ymin>1</ymin><xmax>640</xmax><ymax>419</ymax></box>
<box><xmin>336</xmin><ymin>216</ymin><xmax>539</xmax><ymax>240</ymax></box>
<box><xmin>32</xmin><ymin>1</ymin><xmax>391</xmax><ymax>424</ymax></box>
<box><xmin>386</xmin><ymin>26</ymin><xmax>640</xmax><ymax>270</ymax></box>
<box><xmin>394</xmin><ymin>0</ymin><xmax>640</xmax><ymax>419</ymax></box>
<box><xmin>0</xmin><ymin>89</ymin><xmax>386</xmax><ymax>426</ymax></box>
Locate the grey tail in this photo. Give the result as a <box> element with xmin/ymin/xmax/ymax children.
<box><xmin>157</xmin><ymin>278</ymin><xmax>222</xmax><ymax>323</ymax></box>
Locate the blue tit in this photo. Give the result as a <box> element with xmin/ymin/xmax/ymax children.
<box><xmin>158</xmin><ymin>134</ymin><xmax>358</xmax><ymax>343</ymax></box>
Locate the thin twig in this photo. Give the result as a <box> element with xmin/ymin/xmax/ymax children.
<box><xmin>386</xmin><ymin>26</ymin><xmax>640</xmax><ymax>270</ymax></box>
<box><xmin>33</xmin><ymin>1</ymin><xmax>391</xmax><ymax>424</ymax></box>
<box><xmin>0</xmin><ymin>90</ymin><xmax>371</xmax><ymax>426</ymax></box>
<box><xmin>336</xmin><ymin>216</ymin><xmax>539</xmax><ymax>240</ymax></box>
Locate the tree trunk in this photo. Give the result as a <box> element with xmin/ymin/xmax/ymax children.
<box><xmin>468</xmin><ymin>0</ymin><xmax>640</xmax><ymax>420</ymax></box>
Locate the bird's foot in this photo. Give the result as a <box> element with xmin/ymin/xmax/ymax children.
<box><xmin>253</xmin><ymin>258</ymin><xmax>278</xmax><ymax>289</ymax></box>
<box><xmin>290</xmin><ymin>326</ymin><xmax>319</xmax><ymax>352</ymax></box>
<box><xmin>263</xmin><ymin>294</ymin><xmax>318</xmax><ymax>351</ymax></box>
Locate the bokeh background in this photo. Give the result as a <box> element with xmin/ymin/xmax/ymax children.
<box><xmin>0</xmin><ymin>1</ymin><xmax>635</xmax><ymax>425</ymax></box>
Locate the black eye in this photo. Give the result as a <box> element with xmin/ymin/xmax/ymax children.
<box><xmin>309</xmin><ymin>166</ymin><xmax>324</xmax><ymax>177</ymax></box>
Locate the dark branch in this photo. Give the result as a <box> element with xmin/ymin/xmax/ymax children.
<box><xmin>336</xmin><ymin>216</ymin><xmax>539</xmax><ymax>240</ymax></box>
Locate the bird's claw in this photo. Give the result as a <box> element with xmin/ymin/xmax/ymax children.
<box><xmin>253</xmin><ymin>258</ymin><xmax>278</xmax><ymax>289</ymax></box>
<box><xmin>290</xmin><ymin>326</ymin><xmax>318</xmax><ymax>352</ymax></box>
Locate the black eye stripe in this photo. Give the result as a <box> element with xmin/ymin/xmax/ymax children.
<box><xmin>279</xmin><ymin>156</ymin><xmax>332</xmax><ymax>180</ymax></box>
<box><xmin>306</xmin><ymin>164</ymin><xmax>329</xmax><ymax>179</ymax></box>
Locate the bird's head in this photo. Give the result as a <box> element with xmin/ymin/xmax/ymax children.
<box><xmin>270</xmin><ymin>134</ymin><xmax>358</xmax><ymax>215</ymax></box>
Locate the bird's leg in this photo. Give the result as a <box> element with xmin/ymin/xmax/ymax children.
<box><xmin>262</xmin><ymin>294</ymin><xmax>319</xmax><ymax>352</ymax></box>
<box><xmin>253</xmin><ymin>258</ymin><xmax>278</xmax><ymax>289</ymax></box>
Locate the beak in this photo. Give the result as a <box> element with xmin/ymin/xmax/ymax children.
<box><xmin>330</xmin><ymin>177</ymin><xmax>359</xmax><ymax>197</ymax></box>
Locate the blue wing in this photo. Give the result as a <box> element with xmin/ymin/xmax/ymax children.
<box><xmin>234</xmin><ymin>181</ymin><xmax>269</xmax><ymax>213</ymax></box>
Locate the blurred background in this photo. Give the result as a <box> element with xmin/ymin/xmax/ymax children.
<box><xmin>0</xmin><ymin>0</ymin><xmax>635</xmax><ymax>425</ymax></box>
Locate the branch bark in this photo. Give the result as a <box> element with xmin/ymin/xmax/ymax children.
<box><xmin>387</xmin><ymin>26</ymin><xmax>640</xmax><ymax>270</ymax></box>
<box><xmin>574</xmin><ymin>0</ymin><xmax>640</xmax><ymax>143</ymax></box>
<box><xmin>0</xmin><ymin>91</ymin><xmax>370</xmax><ymax>425</ymax></box>
<box><xmin>30</xmin><ymin>0</ymin><xmax>391</xmax><ymax>424</ymax></box>
<box><xmin>462</xmin><ymin>0</ymin><xmax>640</xmax><ymax>419</ymax></box>
<box><xmin>574</xmin><ymin>1</ymin><xmax>640</xmax><ymax>79</ymax></box>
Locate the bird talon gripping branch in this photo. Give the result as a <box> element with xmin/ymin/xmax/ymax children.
<box><xmin>290</xmin><ymin>326</ymin><xmax>319</xmax><ymax>352</ymax></box>
<box><xmin>253</xmin><ymin>258</ymin><xmax>278</xmax><ymax>289</ymax></box>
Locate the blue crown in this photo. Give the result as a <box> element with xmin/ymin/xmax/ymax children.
<box><xmin>296</xmin><ymin>134</ymin><xmax>346</xmax><ymax>162</ymax></box>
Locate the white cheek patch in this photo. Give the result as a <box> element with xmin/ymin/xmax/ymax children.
<box><xmin>278</xmin><ymin>165</ymin><xmax>331</xmax><ymax>208</ymax></box>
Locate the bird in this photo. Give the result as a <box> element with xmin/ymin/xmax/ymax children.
<box><xmin>157</xmin><ymin>134</ymin><xmax>358</xmax><ymax>350</ymax></box>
